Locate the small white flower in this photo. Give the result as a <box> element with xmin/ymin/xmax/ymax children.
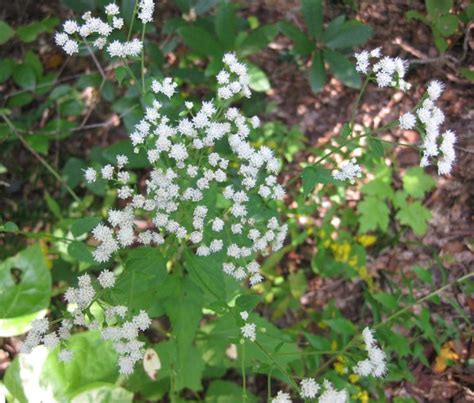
<box><xmin>427</xmin><ymin>80</ymin><xmax>444</xmax><ymax>100</ymax></box>
<box><xmin>105</xmin><ymin>3</ymin><xmax>120</xmax><ymax>16</ymax></box>
<box><xmin>399</xmin><ymin>112</ymin><xmax>416</xmax><ymax>130</ymax></box>
<box><xmin>63</xmin><ymin>39</ymin><xmax>79</xmax><ymax>55</ymax></box>
<box><xmin>240</xmin><ymin>311</ymin><xmax>249</xmax><ymax>321</ymax></box>
<box><xmin>98</xmin><ymin>269</ymin><xmax>116</xmax><ymax>288</ymax></box>
<box><xmin>241</xmin><ymin>323</ymin><xmax>256</xmax><ymax>341</ymax></box>
<box><xmin>272</xmin><ymin>391</ymin><xmax>292</xmax><ymax>403</ymax></box>
<box><xmin>84</xmin><ymin>167</ymin><xmax>97</xmax><ymax>183</ymax></box>
<box><xmin>58</xmin><ymin>349</ymin><xmax>73</xmax><ymax>362</ymax></box>
<box><xmin>300</xmin><ymin>378</ymin><xmax>320</xmax><ymax>399</ymax></box>
<box><xmin>332</xmin><ymin>159</ymin><xmax>362</xmax><ymax>183</ymax></box>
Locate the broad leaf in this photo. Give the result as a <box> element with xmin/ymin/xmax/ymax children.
<box><xmin>357</xmin><ymin>196</ymin><xmax>390</xmax><ymax>232</ymax></box>
<box><xmin>178</xmin><ymin>25</ymin><xmax>224</xmax><ymax>58</ymax></box>
<box><xmin>396</xmin><ymin>201</ymin><xmax>431</xmax><ymax>235</ymax></box>
<box><xmin>324</xmin><ymin>49</ymin><xmax>361</xmax><ymax>88</ymax></box>
<box><xmin>434</xmin><ymin>14</ymin><xmax>459</xmax><ymax>37</ymax></box>
<box><xmin>279</xmin><ymin>21</ymin><xmax>314</xmax><ymax>56</ymax></box>
<box><xmin>215</xmin><ymin>2</ymin><xmax>237</xmax><ymax>49</ymax></box>
<box><xmin>0</xmin><ymin>244</ymin><xmax>51</xmax><ymax>323</ymax></box>
<box><xmin>71</xmin><ymin>384</ymin><xmax>133</xmax><ymax>403</ymax></box>
<box><xmin>0</xmin><ymin>21</ymin><xmax>14</xmax><ymax>45</ymax></box>
<box><xmin>402</xmin><ymin>167</ymin><xmax>435</xmax><ymax>199</ymax></box>
<box><xmin>324</xmin><ymin>20</ymin><xmax>373</xmax><ymax>49</ymax></box>
<box><xmin>301</xmin><ymin>0</ymin><xmax>323</xmax><ymax>39</ymax></box>
<box><xmin>302</xmin><ymin>165</ymin><xmax>333</xmax><ymax>196</ymax></box>
<box><xmin>309</xmin><ymin>51</ymin><xmax>327</xmax><ymax>92</ymax></box>
<box><xmin>238</xmin><ymin>24</ymin><xmax>278</xmax><ymax>57</ymax></box>
<box><xmin>426</xmin><ymin>0</ymin><xmax>453</xmax><ymax>18</ymax></box>
<box><xmin>71</xmin><ymin>217</ymin><xmax>102</xmax><ymax>237</ymax></box>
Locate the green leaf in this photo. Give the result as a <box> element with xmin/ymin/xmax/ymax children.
<box><xmin>426</xmin><ymin>0</ymin><xmax>453</xmax><ymax>18</ymax></box>
<box><xmin>322</xmin><ymin>15</ymin><xmax>346</xmax><ymax>43</ymax></box>
<box><xmin>2</xmin><ymin>221</ymin><xmax>19</xmax><ymax>232</ymax></box>
<box><xmin>235</xmin><ymin>294</ymin><xmax>261</xmax><ymax>312</ymax></box>
<box><xmin>13</xmin><ymin>64</ymin><xmax>36</xmax><ymax>90</ymax></box>
<box><xmin>412</xmin><ymin>265</ymin><xmax>433</xmax><ymax>284</ymax></box>
<box><xmin>24</xmin><ymin>51</ymin><xmax>43</xmax><ymax>78</ymax></box>
<box><xmin>373</xmin><ymin>292</ymin><xmax>398</xmax><ymax>310</ymax></box>
<box><xmin>163</xmin><ymin>277</ymin><xmax>204</xmax><ymax>391</ymax></box>
<box><xmin>361</xmin><ymin>174</ymin><xmax>393</xmax><ymax>200</ymax></box>
<box><xmin>324</xmin><ymin>20</ymin><xmax>373</xmax><ymax>49</ymax></box>
<box><xmin>238</xmin><ymin>24</ymin><xmax>278</xmax><ymax>57</ymax></box>
<box><xmin>0</xmin><ymin>310</ymin><xmax>47</xmax><ymax>338</ymax></box>
<box><xmin>0</xmin><ymin>58</ymin><xmax>13</xmax><ymax>83</ymax></box>
<box><xmin>16</xmin><ymin>17</ymin><xmax>60</xmax><ymax>43</ymax></box>
<box><xmin>402</xmin><ymin>167</ymin><xmax>436</xmax><ymax>199</ymax></box>
<box><xmin>368</xmin><ymin>137</ymin><xmax>385</xmax><ymax>158</ymax></box>
<box><xmin>45</xmin><ymin>192</ymin><xmax>62</xmax><ymax>219</ymax></box>
<box><xmin>103</xmin><ymin>140</ymin><xmax>149</xmax><ymax>169</ymax></box>
<box><xmin>215</xmin><ymin>2</ymin><xmax>237</xmax><ymax>49</ymax></box>
<box><xmin>279</xmin><ymin>21</ymin><xmax>314</xmax><ymax>56</ymax></box>
<box><xmin>324</xmin><ymin>49</ymin><xmax>361</xmax><ymax>88</ymax></box>
<box><xmin>103</xmin><ymin>247</ymin><xmax>167</xmax><ymax>315</ymax></box>
<box><xmin>396</xmin><ymin>201</ymin><xmax>431</xmax><ymax>235</ymax></box>
<box><xmin>115</xmin><ymin>66</ymin><xmax>128</xmax><ymax>85</ymax></box>
<box><xmin>71</xmin><ymin>217</ymin><xmax>101</xmax><ymax>238</ymax></box>
<box><xmin>301</xmin><ymin>0</ymin><xmax>323</xmax><ymax>39</ymax></box>
<box><xmin>206</xmin><ymin>380</ymin><xmax>258</xmax><ymax>403</ymax></box>
<box><xmin>68</xmin><ymin>241</ymin><xmax>94</xmax><ymax>263</ymax></box>
<box><xmin>325</xmin><ymin>317</ymin><xmax>356</xmax><ymax>337</ymax></box>
<box><xmin>0</xmin><ymin>244</ymin><xmax>52</xmax><ymax>323</ymax></box>
<box><xmin>41</xmin><ymin>331</ymin><xmax>119</xmax><ymax>401</ymax></box>
<box><xmin>357</xmin><ymin>196</ymin><xmax>390</xmax><ymax>232</ymax></box>
<box><xmin>178</xmin><ymin>25</ymin><xmax>224</xmax><ymax>58</ymax></box>
<box><xmin>71</xmin><ymin>384</ymin><xmax>133</xmax><ymax>403</ymax></box>
<box><xmin>434</xmin><ymin>14</ymin><xmax>459</xmax><ymax>37</ymax></box>
<box><xmin>459</xmin><ymin>67</ymin><xmax>474</xmax><ymax>82</ymax></box>
<box><xmin>302</xmin><ymin>165</ymin><xmax>333</xmax><ymax>196</ymax></box>
<box><xmin>63</xmin><ymin>157</ymin><xmax>87</xmax><ymax>189</ymax></box>
<box><xmin>247</xmin><ymin>63</ymin><xmax>271</xmax><ymax>92</ymax></box>
<box><xmin>0</xmin><ymin>21</ymin><xmax>14</xmax><ymax>45</ymax></box>
<box><xmin>309</xmin><ymin>51</ymin><xmax>327</xmax><ymax>92</ymax></box>
<box><xmin>433</xmin><ymin>27</ymin><xmax>449</xmax><ymax>52</ymax></box>
<box><xmin>405</xmin><ymin>10</ymin><xmax>429</xmax><ymax>24</ymax></box>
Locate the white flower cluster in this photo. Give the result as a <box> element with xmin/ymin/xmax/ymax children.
<box><xmin>240</xmin><ymin>311</ymin><xmax>256</xmax><ymax>342</ymax></box>
<box><xmin>355</xmin><ymin>48</ymin><xmax>411</xmax><ymax>91</ymax></box>
<box><xmin>21</xmin><ymin>270</ymin><xmax>151</xmax><ymax>375</ymax></box>
<box><xmin>85</xmin><ymin>54</ymin><xmax>287</xmax><ymax>286</ymax></box>
<box><xmin>397</xmin><ymin>81</ymin><xmax>456</xmax><ymax>174</ymax></box>
<box><xmin>138</xmin><ymin>0</ymin><xmax>155</xmax><ymax>24</ymax></box>
<box><xmin>54</xmin><ymin>2</ymin><xmax>155</xmax><ymax>56</ymax></box>
<box><xmin>332</xmin><ymin>158</ymin><xmax>362</xmax><ymax>183</ymax></box>
<box><xmin>352</xmin><ymin>327</ymin><xmax>387</xmax><ymax>378</ymax></box>
<box><xmin>272</xmin><ymin>380</ymin><xmax>347</xmax><ymax>403</ymax></box>
<box><xmin>217</xmin><ymin>53</ymin><xmax>252</xmax><ymax>99</ymax></box>
<box><xmin>101</xmin><ymin>308</ymin><xmax>151</xmax><ymax>375</ymax></box>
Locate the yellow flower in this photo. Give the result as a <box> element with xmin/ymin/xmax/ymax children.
<box><xmin>357</xmin><ymin>234</ymin><xmax>377</xmax><ymax>247</ymax></box>
<box><xmin>349</xmin><ymin>373</ymin><xmax>360</xmax><ymax>383</ymax></box>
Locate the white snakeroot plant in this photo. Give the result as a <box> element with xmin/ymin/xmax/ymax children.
<box><xmin>18</xmin><ymin>0</ymin><xmax>458</xmax><ymax>399</ymax></box>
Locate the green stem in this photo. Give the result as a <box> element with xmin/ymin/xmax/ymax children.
<box><xmin>127</xmin><ymin>0</ymin><xmax>140</xmax><ymax>41</ymax></box>
<box><xmin>1</xmin><ymin>229</ymin><xmax>75</xmax><ymax>243</ymax></box>
<box><xmin>141</xmin><ymin>24</ymin><xmax>146</xmax><ymax>94</ymax></box>
<box><xmin>1</xmin><ymin>113</ymin><xmax>80</xmax><ymax>203</ymax></box>
<box><xmin>267</xmin><ymin>366</ymin><xmax>273</xmax><ymax>402</ymax></box>
<box><xmin>350</xmin><ymin>75</ymin><xmax>371</xmax><ymax>136</ymax></box>
<box><xmin>242</xmin><ymin>342</ymin><xmax>248</xmax><ymax>402</ymax></box>
<box><xmin>315</xmin><ymin>271</ymin><xmax>474</xmax><ymax>377</ymax></box>
<box><xmin>254</xmin><ymin>340</ymin><xmax>299</xmax><ymax>391</ymax></box>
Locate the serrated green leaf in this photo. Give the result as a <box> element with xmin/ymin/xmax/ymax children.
<box><xmin>361</xmin><ymin>177</ymin><xmax>394</xmax><ymax>199</ymax></box>
<box><xmin>402</xmin><ymin>167</ymin><xmax>436</xmax><ymax>199</ymax></box>
<box><xmin>325</xmin><ymin>317</ymin><xmax>356</xmax><ymax>337</ymax></box>
<box><xmin>302</xmin><ymin>165</ymin><xmax>333</xmax><ymax>196</ymax></box>
<box><xmin>103</xmin><ymin>247</ymin><xmax>167</xmax><ymax>315</ymax></box>
<box><xmin>0</xmin><ymin>21</ymin><xmax>14</xmax><ymax>45</ymax></box>
<box><xmin>324</xmin><ymin>49</ymin><xmax>361</xmax><ymax>88</ymax></box>
<box><xmin>309</xmin><ymin>51</ymin><xmax>327</xmax><ymax>92</ymax></box>
<box><xmin>68</xmin><ymin>241</ymin><xmax>94</xmax><ymax>263</ymax></box>
<box><xmin>301</xmin><ymin>0</ymin><xmax>323</xmax><ymax>39</ymax></box>
<box><xmin>357</xmin><ymin>195</ymin><xmax>390</xmax><ymax>232</ymax></box>
<box><xmin>396</xmin><ymin>201</ymin><xmax>431</xmax><ymax>235</ymax></box>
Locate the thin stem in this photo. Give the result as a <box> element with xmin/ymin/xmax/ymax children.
<box><xmin>1</xmin><ymin>113</ymin><xmax>80</xmax><ymax>202</ymax></box>
<box><xmin>254</xmin><ymin>341</ymin><xmax>299</xmax><ymax>391</ymax></box>
<box><xmin>86</xmin><ymin>44</ymin><xmax>106</xmax><ymax>80</ymax></box>
<box><xmin>127</xmin><ymin>0</ymin><xmax>140</xmax><ymax>41</ymax></box>
<box><xmin>1</xmin><ymin>229</ymin><xmax>75</xmax><ymax>243</ymax></box>
<box><xmin>350</xmin><ymin>75</ymin><xmax>371</xmax><ymax>136</ymax></box>
<box><xmin>141</xmin><ymin>24</ymin><xmax>146</xmax><ymax>94</ymax></box>
<box><xmin>267</xmin><ymin>366</ymin><xmax>273</xmax><ymax>403</ymax></box>
<box><xmin>242</xmin><ymin>342</ymin><xmax>248</xmax><ymax>402</ymax></box>
<box><xmin>315</xmin><ymin>271</ymin><xmax>474</xmax><ymax>378</ymax></box>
